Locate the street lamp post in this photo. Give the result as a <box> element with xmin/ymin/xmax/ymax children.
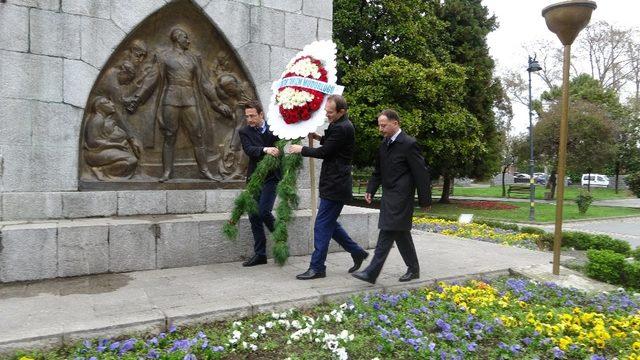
<box><xmin>542</xmin><ymin>0</ymin><xmax>596</xmax><ymax>275</ymax></box>
<box><xmin>527</xmin><ymin>56</ymin><xmax>542</xmax><ymax>222</ymax></box>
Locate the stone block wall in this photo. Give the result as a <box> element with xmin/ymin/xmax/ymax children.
<box><xmin>0</xmin><ymin>206</ymin><xmax>378</xmax><ymax>282</ymax></box>
<box><xmin>0</xmin><ymin>0</ymin><xmax>332</xmax><ymax>196</ymax></box>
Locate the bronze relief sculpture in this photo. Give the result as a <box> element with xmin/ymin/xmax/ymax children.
<box><xmin>79</xmin><ymin>0</ymin><xmax>256</xmax><ymax>190</ymax></box>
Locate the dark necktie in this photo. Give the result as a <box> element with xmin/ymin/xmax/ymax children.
<box><xmin>384</xmin><ymin>137</ymin><xmax>392</xmax><ymax>147</ymax></box>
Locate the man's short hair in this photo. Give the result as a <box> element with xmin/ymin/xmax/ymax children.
<box><xmin>244</xmin><ymin>99</ymin><xmax>263</xmax><ymax>114</ymax></box>
<box><xmin>380</xmin><ymin>109</ymin><xmax>400</xmax><ymax>123</ymax></box>
<box><xmin>327</xmin><ymin>94</ymin><xmax>348</xmax><ymax>112</ymax></box>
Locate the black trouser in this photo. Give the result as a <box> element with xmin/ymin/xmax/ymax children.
<box><xmin>363</xmin><ymin>230</ymin><xmax>420</xmax><ymax>281</ymax></box>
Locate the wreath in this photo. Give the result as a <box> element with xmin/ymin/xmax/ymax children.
<box><xmin>224</xmin><ymin>41</ymin><xmax>342</xmax><ymax>265</ymax></box>
<box><xmin>276</xmin><ymin>56</ymin><xmax>328</xmax><ymax>124</ymax></box>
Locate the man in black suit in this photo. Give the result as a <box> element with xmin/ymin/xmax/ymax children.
<box><xmin>238</xmin><ymin>100</ymin><xmax>280</xmax><ymax>266</ymax></box>
<box><xmin>288</xmin><ymin>95</ymin><xmax>369</xmax><ymax>280</ymax></box>
<box><xmin>352</xmin><ymin>109</ymin><xmax>431</xmax><ymax>284</ymax></box>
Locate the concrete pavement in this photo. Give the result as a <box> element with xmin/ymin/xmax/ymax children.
<box><xmin>0</xmin><ymin>230</ymin><xmax>566</xmax><ymax>355</ymax></box>
<box><xmin>537</xmin><ymin>216</ymin><xmax>640</xmax><ymax>248</ymax></box>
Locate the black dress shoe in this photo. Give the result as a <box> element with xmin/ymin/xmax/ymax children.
<box><xmin>399</xmin><ymin>270</ymin><xmax>419</xmax><ymax>282</ymax></box>
<box><xmin>296</xmin><ymin>269</ymin><xmax>326</xmax><ymax>280</ymax></box>
<box><xmin>242</xmin><ymin>255</ymin><xmax>267</xmax><ymax>267</ymax></box>
<box><xmin>348</xmin><ymin>251</ymin><xmax>369</xmax><ymax>273</ymax></box>
<box><xmin>351</xmin><ymin>271</ymin><xmax>376</xmax><ymax>284</ymax></box>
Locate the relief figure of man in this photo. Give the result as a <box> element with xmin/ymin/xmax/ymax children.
<box><xmin>124</xmin><ymin>27</ymin><xmax>231</xmax><ymax>182</ymax></box>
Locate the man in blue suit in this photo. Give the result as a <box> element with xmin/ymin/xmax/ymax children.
<box><xmin>288</xmin><ymin>95</ymin><xmax>369</xmax><ymax>279</ymax></box>
<box><xmin>238</xmin><ymin>100</ymin><xmax>280</xmax><ymax>266</ymax></box>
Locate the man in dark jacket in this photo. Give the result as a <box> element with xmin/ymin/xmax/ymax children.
<box><xmin>352</xmin><ymin>109</ymin><xmax>431</xmax><ymax>284</ymax></box>
<box><xmin>238</xmin><ymin>100</ymin><xmax>280</xmax><ymax>266</ymax></box>
<box><xmin>288</xmin><ymin>95</ymin><xmax>369</xmax><ymax>279</ymax></box>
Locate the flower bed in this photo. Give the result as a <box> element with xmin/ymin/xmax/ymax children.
<box><xmin>16</xmin><ymin>278</ymin><xmax>639</xmax><ymax>360</ymax></box>
<box><xmin>453</xmin><ymin>200</ymin><xmax>519</xmax><ymax>210</ymax></box>
<box><xmin>413</xmin><ymin>217</ymin><xmax>541</xmax><ymax>250</ymax></box>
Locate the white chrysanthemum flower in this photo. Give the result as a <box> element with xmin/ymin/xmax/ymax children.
<box><xmin>232</xmin><ymin>330</ymin><xmax>241</xmax><ymax>339</ymax></box>
<box><xmin>250</xmin><ymin>344</ymin><xmax>258</xmax><ymax>351</ymax></box>
<box><xmin>276</xmin><ymin>87</ymin><xmax>314</xmax><ymax>109</ymax></box>
<box><xmin>249</xmin><ymin>332</ymin><xmax>258</xmax><ymax>339</ymax></box>
<box><xmin>323</xmin><ymin>314</ymin><xmax>331</xmax><ymax>322</ymax></box>
<box><xmin>286</xmin><ymin>57</ymin><xmax>322</xmax><ymax>79</ymax></box>
<box><xmin>271</xmin><ymin>313</ymin><xmax>280</xmax><ymax>319</ymax></box>
<box><xmin>339</xmin><ymin>330</ymin><xmax>349</xmax><ymax>340</ymax></box>
<box><xmin>291</xmin><ymin>320</ymin><xmax>302</xmax><ymax>329</ymax></box>
<box><xmin>232</xmin><ymin>321</ymin><xmax>242</xmax><ymax>328</ymax></box>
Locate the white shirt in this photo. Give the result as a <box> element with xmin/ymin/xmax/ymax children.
<box><xmin>390</xmin><ymin>128</ymin><xmax>402</xmax><ymax>143</ymax></box>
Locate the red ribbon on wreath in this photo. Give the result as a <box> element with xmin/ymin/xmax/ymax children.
<box><xmin>277</xmin><ymin>56</ymin><xmax>328</xmax><ymax>124</ymax></box>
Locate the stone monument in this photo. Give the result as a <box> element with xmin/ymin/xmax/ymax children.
<box><xmin>0</xmin><ymin>0</ymin><xmax>378</xmax><ymax>283</ymax></box>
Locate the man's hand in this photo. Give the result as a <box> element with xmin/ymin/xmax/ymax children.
<box><xmin>364</xmin><ymin>193</ymin><xmax>372</xmax><ymax>204</ymax></box>
<box><xmin>308</xmin><ymin>132</ymin><xmax>321</xmax><ymax>141</ymax></box>
<box><xmin>264</xmin><ymin>147</ymin><xmax>280</xmax><ymax>157</ymax></box>
<box><xmin>288</xmin><ymin>144</ymin><xmax>303</xmax><ymax>154</ymax></box>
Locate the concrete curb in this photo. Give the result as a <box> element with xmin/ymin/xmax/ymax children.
<box><xmin>0</xmin><ymin>268</ymin><xmax>513</xmax><ymax>355</ymax></box>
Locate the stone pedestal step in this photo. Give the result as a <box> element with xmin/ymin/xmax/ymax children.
<box><xmin>0</xmin><ymin>206</ymin><xmax>379</xmax><ymax>283</ymax></box>
<box><xmin>0</xmin><ymin>189</ymin><xmax>314</xmax><ymax>221</ymax></box>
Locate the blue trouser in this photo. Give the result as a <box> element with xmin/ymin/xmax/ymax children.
<box><xmin>248</xmin><ymin>177</ymin><xmax>278</xmax><ymax>257</ymax></box>
<box><xmin>309</xmin><ymin>198</ymin><xmax>366</xmax><ymax>272</ymax></box>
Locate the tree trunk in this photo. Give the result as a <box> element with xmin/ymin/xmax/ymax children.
<box><xmin>548</xmin><ymin>169</ymin><xmax>557</xmax><ymax>200</ymax></box>
<box><xmin>615</xmin><ymin>161</ymin><xmax>620</xmax><ymax>194</ymax></box>
<box><xmin>439</xmin><ymin>175</ymin><xmax>452</xmax><ymax>204</ymax></box>
<box><xmin>501</xmin><ymin>166</ymin><xmax>508</xmax><ymax>197</ymax></box>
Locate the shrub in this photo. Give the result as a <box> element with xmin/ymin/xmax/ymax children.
<box><xmin>561</xmin><ymin>231</ymin><xmax>629</xmax><ymax>255</ymax></box>
<box><xmin>538</xmin><ymin>233</ymin><xmax>555</xmax><ymax>251</ymax></box>
<box><xmin>575</xmin><ymin>189</ymin><xmax>593</xmax><ymax>214</ymax></box>
<box><xmin>589</xmin><ymin>234</ymin><xmax>631</xmax><ymax>255</ymax></box>
<box><xmin>562</xmin><ymin>231</ymin><xmax>592</xmax><ymax>250</ymax></box>
<box><xmin>519</xmin><ymin>226</ymin><xmax>546</xmax><ymax>235</ymax></box>
<box><xmin>624</xmin><ymin>261</ymin><xmax>640</xmax><ymax>289</ymax></box>
<box><xmin>632</xmin><ymin>247</ymin><xmax>640</xmax><ymax>261</ymax></box>
<box><xmin>626</xmin><ymin>171</ymin><xmax>640</xmax><ymax>198</ymax></box>
<box><xmin>586</xmin><ymin>249</ymin><xmax>626</xmax><ymax>284</ymax></box>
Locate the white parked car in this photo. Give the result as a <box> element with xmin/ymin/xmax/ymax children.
<box><xmin>513</xmin><ymin>173</ymin><xmax>531</xmax><ymax>183</ymax></box>
<box><xmin>581</xmin><ymin>174</ymin><xmax>609</xmax><ymax>187</ymax></box>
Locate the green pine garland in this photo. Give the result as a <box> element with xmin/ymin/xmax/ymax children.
<box><xmin>223</xmin><ymin>139</ymin><xmax>304</xmax><ymax>265</ymax></box>
<box><xmin>272</xmin><ymin>141</ymin><xmax>303</xmax><ymax>264</ymax></box>
<box><xmin>222</xmin><ymin>140</ymin><xmax>285</xmax><ymax>239</ymax></box>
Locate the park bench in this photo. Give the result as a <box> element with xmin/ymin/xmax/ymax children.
<box><xmin>507</xmin><ymin>184</ymin><xmax>534</xmax><ymax>198</ymax></box>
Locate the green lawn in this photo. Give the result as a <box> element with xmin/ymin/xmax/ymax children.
<box><xmin>353</xmin><ymin>183</ymin><xmax>635</xmax><ymax>201</ymax></box>
<box><xmin>441</xmin><ymin>185</ymin><xmax>634</xmax><ymax>201</ymax></box>
<box><xmin>416</xmin><ymin>200</ymin><xmax>640</xmax><ymax>223</ymax></box>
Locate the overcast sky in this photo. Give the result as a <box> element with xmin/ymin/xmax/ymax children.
<box><xmin>482</xmin><ymin>0</ymin><xmax>640</xmax><ymax>135</ymax></box>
